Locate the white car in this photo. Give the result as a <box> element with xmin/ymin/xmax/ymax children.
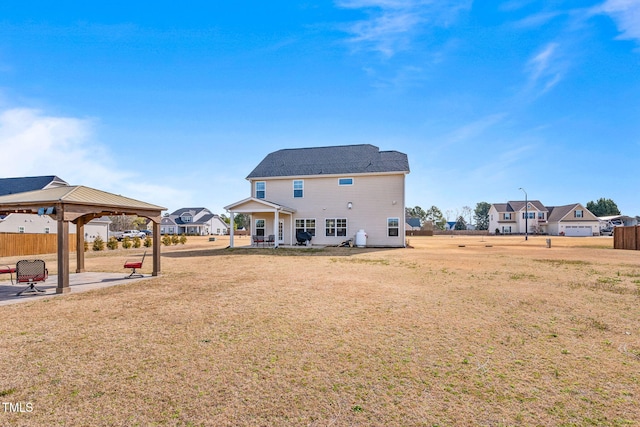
<box><xmin>120</xmin><ymin>230</ymin><xmax>146</xmax><ymax>240</ymax></box>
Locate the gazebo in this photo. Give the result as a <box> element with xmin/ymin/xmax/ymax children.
<box><xmin>0</xmin><ymin>185</ymin><xmax>166</xmax><ymax>294</ymax></box>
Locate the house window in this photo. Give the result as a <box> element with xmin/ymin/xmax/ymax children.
<box><xmin>504</xmin><ymin>213</ymin><xmax>511</xmax><ymax>220</ymax></box>
<box><xmin>18</xmin><ymin>226</ymin><xmax>25</xmax><ymax>233</ymax></box>
<box><xmin>255</xmin><ymin>181</ymin><xmax>266</xmax><ymax>199</ymax></box>
<box><xmin>339</xmin><ymin>178</ymin><xmax>353</xmax><ymax>186</ymax></box>
<box><xmin>169</xmin><ymin>227</ymin><xmax>175</xmax><ymax>234</ymax></box>
<box><xmin>523</xmin><ymin>212</ymin><xmax>535</xmax><ymax>219</ymax></box>
<box><xmin>182</xmin><ymin>215</ymin><xmax>192</xmax><ymax>223</ymax></box>
<box><xmin>325</xmin><ymin>218</ymin><xmax>347</xmax><ymax>237</ymax></box>
<box><xmin>293</xmin><ymin>180</ymin><xmax>304</xmax><ymax>198</ymax></box>
<box><xmin>575</xmin><ymin>210</ymin><xmax>583</xmax><ymax>218</ymax></box>
<box><xmin>295</xmin><ymin>218</ymin><xmax>316</xmax><ymax>236</ymax></box>
<box><xmin>538</xmin><ymin>212</ymin><xmax>545</xmax><ymax>220</ymax></box>
<box><xmin>255</xmin><ymin>219</ymin><xmax>265</xmax><ymax>236</ymax></box>
<box><xmin>44</xmin><ymin>227</ymin><xmax>50</xmax><ymax>234</ymax></box>
<box><xmin>388</xmin><ymin>217</ymin><xmax>399</xmax><ymax>237</ymax></box>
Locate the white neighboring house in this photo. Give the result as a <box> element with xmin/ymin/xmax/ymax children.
<box><xmin>225</xmin><ymin>144</ymin><xmax>410</xmax><ymax>247</ymax></box>
<box><xmin>0</xmin><ymin>176</ymin><xmax>111</xmax><ymax>241</ymax></box>
<box><xmin>489</xmin><ymin>200</ymin><xmax>600</xmax><ymax>236</ymax></box>
<box><xmin>160</xmin><ymin>208</ymin><xmax>228</xmax><ymax>235</ymax></box>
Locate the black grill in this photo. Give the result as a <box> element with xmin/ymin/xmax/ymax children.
<box><xmin>296</xmin><ymin>231</ymin><xmax>312</xmax><ymax>245</ymax></box>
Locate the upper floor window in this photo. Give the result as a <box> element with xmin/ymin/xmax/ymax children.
<box><xmin>504</xmin><ymin>213</ymin><xmax>511</xmax><ymax>220</ymax></box>
<box><xmin>339</xmin><ymin>178</ymin><xmax>353</xmax><ymax>186</ymax></box>
<box><xmin>523</xmin><ymin>212</ymin><xmax>535</xmax><ymax>219</ymax></box>
<box><xmin>293</xmin><ymin>180</ymin><xmax>304</xmax><ymax>198</ymax></box>
<box><xmin>574</xmin><ymin>210</ymin><xmax>583</xmax><ymax>218</ymax></box>
<box><xmin>538</xmin><ymin>212</ymin><xmax>545</xmax><ymax>220</ymax></box>
<box><xmin>255</xmin><ymin>181</ymin><xmax>266</xmax><ymax>199</ymax></box>
<box><xmin>182</xmin><ymin>215</ymin><xmax>192</xmax><ymax>223</ymax></box>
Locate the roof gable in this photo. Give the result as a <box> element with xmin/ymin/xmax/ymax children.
<box><xmin>247</xmin><ymin>144</ymin><xmax>410</xmax><ymax>179</ymax></box>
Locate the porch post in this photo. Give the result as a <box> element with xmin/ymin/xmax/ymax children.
<box><xmin>274</xmin><ymin>209</ymin><xmax>280</xmax><ymax>248</ymax></box>
<box><xmin>229</xmin><ymin>212</ymin><xmax>235</xmax><ymax>248</ymax></box>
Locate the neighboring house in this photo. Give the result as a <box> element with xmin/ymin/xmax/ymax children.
<box><xmin>160</xmin><ymin>208</ymin><xmax>229</xmax><ymax>235</ymax></box>
<box><xmin>0</xmin><ymin>176</ymin><xmax>111</xmax><ymax>241</ymax></box>
<box><xmin>224</xmin><ymin>144</ymin><xmax>410</xmax><ymax>247</ymax></box>
<box><xmin>489</xmin><ymin>201</ymin><xmax>600</xmax><ymax>236</ymax></box>
<box><xmin>406</xmin><ymin>217</ymin><xmax>421</xmax><ymax>231</ymax></box>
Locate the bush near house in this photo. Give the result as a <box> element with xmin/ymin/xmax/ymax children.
<box><xmin>143</xmin><ymin>236</ymin><xmax>153</xmax><ymax>248</ymax></box>
<box><xmin>121</xmin><ymin>237</ymin><xmax>132</xmax><ymax>249</ymax></box>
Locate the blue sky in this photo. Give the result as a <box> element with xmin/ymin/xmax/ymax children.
<box><xmin>1</xmin><ymin>1</ymin><xmax>638</xmax><ymax>219</ymax></box>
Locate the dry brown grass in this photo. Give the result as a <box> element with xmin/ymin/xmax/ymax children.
<box><xmin>1</xmin><ymin>235</ymin><xmax>639</xmax><ymax>426</ymax></box>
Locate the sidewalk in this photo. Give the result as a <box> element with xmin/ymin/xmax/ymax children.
<box><xmin>0</xmin><ymin>272</ymin><xmax>155</xmax><ymax>307</ymax></box>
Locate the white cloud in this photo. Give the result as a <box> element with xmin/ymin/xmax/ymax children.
<box><xmin>336</xmin><ymin>0</ymin><xmax>471</xmax><ymax>57</ymax></box>
<box><xmin>596</xmin><ymin>0</ymin><xmax>640</xmax><ymax>43</ymax></box>
<box><xmin>0</xmin><ymin>107</ymin><xmax>189</xmax><ymax>210</ymax></box>
<box><xmin>524</xmin><ymin>42</ymin><xmax>565</xmax><ymax>94</ymax></box>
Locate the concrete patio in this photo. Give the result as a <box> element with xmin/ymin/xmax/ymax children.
<box><xmin>0</xmin><ymin>272</ymin><xmax>155</xmax><ymax>307</ymax></box>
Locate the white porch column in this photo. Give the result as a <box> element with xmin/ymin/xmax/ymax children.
<box><xmin>229</xmin><ymin>212</ymin><xmax>235</xmax><ymax>248</ymax></box>
<box><xmin>274</xmin><ymin>209</ymin><xmax>280</xmax><ymax>248</ymax></box>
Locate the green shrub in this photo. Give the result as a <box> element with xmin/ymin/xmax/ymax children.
<box><xmin>162</xmin><ymin>235</ymin><xmax>172</xmax><ymax>246</ymax></box>
<box><xmin>133</xmin><ymin>236</ymin><xmax>142</xmax><ymax>248</ymax></box>
<box><xmin>92</xmin><ymin>236</ymin><xmax>105</xmax><ymax>251</ymax></box>
<box><xmin>107</xmin><ymin>237</ymin><xmax>119</xmax><ymax>250</ymax></box>
<box><xmin>122</xmin><ymin>237</ymin><xmax>132</xmax><ymax>249</ymax></box>
<box><xmin>171</xmin><ymin>234</ymin><xmax>180</xmax><ymax>245</ymax></box>
<box><xmin>143</xmin><ymin>236</ymin><xmax>153</xmax><ymax>247</ymax></box>
<box><xmin>179</xmin><ymin>234</ymin><xmax>187</xmax><ymax>245</ymax></box>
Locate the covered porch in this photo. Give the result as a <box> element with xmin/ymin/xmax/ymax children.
<box><xmin>224</xmin><ymin>197</ymin><xmax>296</xmax><ymax>248</ymax></box>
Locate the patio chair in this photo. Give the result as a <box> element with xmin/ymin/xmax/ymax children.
<box><xmin>124</xmin><ymin>251</ymin><xmax>146</xmax><ymax>278</ymax></box>
<box><xmin>252</xmin><ymin>235</ymin><xmax>265</xmax><ymax>247</ymax></box>
<box><xmin>15</xmin><ymin>259</ymin><xmax>48</xmax><ymax>296</ymax></box>
<box><xmin>265</xmin><ymin>234</ymin><xmax>275</xmax><ymax>246</ymax></box>
<box><xmin>0</xmin><ymin>265</ymin><xmax>16</xmax><ymax>285</ymax></box>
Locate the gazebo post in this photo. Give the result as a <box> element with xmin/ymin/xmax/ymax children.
<box><xmin>56</xmin><ymin>217</ymin><xmax>70</xmax><ymax>294</ymax></box>
<box><xmin>153</xmin><ymin>220</ymin><xmax>161</xmax><ymax>276</ymax></box>
<box><xmin>76</xmin><ymin>217</ymin><xmax>86</xmax><ymax>273</ymax></box>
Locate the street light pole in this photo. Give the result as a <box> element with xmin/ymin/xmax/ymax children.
<box><xmin>519</xmin><ymin>187</ymin><xmax>528</xmax><ymax>241</ymax></box>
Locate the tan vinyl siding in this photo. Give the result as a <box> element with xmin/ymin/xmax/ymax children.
<box><xmin>253</xmin><ymin>174</ymin><xmax>406</xmax><ymax>246</ymax></box>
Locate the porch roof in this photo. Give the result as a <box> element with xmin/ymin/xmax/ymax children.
<box><xmin>224</xmin><ymin>197</ymin><xmax>296</xmax><ymax>214</ymax></box>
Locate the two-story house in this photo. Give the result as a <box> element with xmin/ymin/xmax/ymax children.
<box><xmin>160</xmin><ymin>207</ymin><xmax>229</xmax><ymax>235</ymax></box>
<box><xmin>489</xmin><ymin>201</ymin><xmax>600</xmax><ymax>236</ymax></box>
<box><xmin>224</xmin><ymin>144</ymin><xmax>410</xmax><ymax>247</ymax></box>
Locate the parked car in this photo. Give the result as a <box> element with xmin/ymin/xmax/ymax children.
<box><xmin>119</xmin><ymin>230</ymin><xmax>146</xmax><ymax>240</ymax></box>
<box><xmin>600</xmin><ymin>227</ymin><xmax>613</xmax><ymax>236</ymax></box>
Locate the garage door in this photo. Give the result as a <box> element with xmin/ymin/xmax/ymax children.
<box><xmin>564</xmin><ymin>226</ymin><xmax>592</xmax><ymax>237</ymax></box>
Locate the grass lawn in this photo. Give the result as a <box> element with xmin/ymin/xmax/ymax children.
<box><xmin>1</xmin><ymin>235</ymin><xmax>639</xmax><ymax>426</ymax></box>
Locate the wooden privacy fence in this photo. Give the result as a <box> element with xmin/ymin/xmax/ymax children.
<box><xmin>0</xmin><ymin>233</ymin><xmax>77</xmax><ymax>257</ymax></box>
<box><xmin>613</xmin><ymin>226</ymin><xmax>640</xmax><ymax>250</ymax></box>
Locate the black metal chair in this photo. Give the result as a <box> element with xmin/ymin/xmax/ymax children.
<box><xmin>265</xmin><ymin>234</ymin><xmax>275</xmax><ymax>246</ymax></box>
<box><xmin>15</xmin><ymin>259</ymin><xmax>48</xmax><ymax>296</ymax></box>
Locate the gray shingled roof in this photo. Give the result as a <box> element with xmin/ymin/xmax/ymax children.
<box><xmin>247</xmin><ymin>144</ymin><xmax>410</xmax><ymax>179</ymax></box>
<box><xmin>0</xmin><ymin>175</ymin><xmax>68</xmax><ymax>196</ymax></box>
